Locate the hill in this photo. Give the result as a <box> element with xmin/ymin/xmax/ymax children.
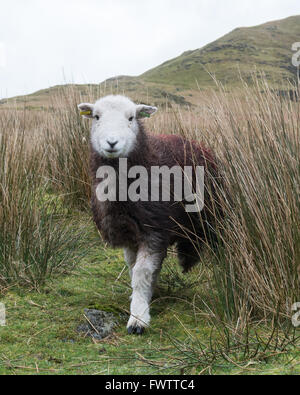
<box><xmin>1</xmin><ymin>15</ymin><xmax>299</xmax><ymax>109</ymax></box>
<box><xmin>141</xmin><ymin>15</ymin><xmax>300</xmax><ymax>88</ymax></box>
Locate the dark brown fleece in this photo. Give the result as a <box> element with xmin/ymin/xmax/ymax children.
<box><xmin>90</xmin><ymin>121</ymin><xmax>222</xmax><ymax>271</ymax></box>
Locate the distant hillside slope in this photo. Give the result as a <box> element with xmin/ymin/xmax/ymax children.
<box><xmin>1</xmin><ymin>15</ymin><xmax>299</xmax><ymax>109</ymax></box>
<box><xmin>141</xmin><ymin>15</ymin><xmax>300</xmax><ymax>88</ymax></box>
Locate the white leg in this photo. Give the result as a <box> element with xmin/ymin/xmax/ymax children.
<box><xmin>127</xmin><ymin>245</ymin><xmax>165</xmax><ymax>334</ymax></box>
<box><xmin>124</xmin><ymin>247</ymin><xmax>137</xmax><ymax>279</ymax></box>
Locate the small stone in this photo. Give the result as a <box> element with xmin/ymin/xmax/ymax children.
<box><xmin>76</xmin><ymin>309</ymin><xmax>118</xmax><ymax>340</ymax></box>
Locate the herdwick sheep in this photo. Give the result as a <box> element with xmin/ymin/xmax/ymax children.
<box><xmin>78</xmin><ymin>95</ymin><xmax>221</xmax><ymax>335</ymax></box>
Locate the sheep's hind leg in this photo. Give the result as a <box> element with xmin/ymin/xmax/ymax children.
<box><xmin>177</xmin><ymin>240</ymin><xmax>200</xmax><ymax>274</ymax></box>
<box><xmin>127</xmin><ymin>246</ymin><xmax>165</xmax><ymax>335</ymax></box>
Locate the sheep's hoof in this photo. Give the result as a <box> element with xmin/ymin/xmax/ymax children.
<box><xmin>127</xmin><ymin>325</ymin><xmax>145</xmax><ymax>335</ymax></box>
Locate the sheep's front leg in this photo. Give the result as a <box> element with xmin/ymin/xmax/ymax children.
<box><xmin>124</xmin><ymin>247</ymin><xmax>137</xmax><ymax>279</ymax></box>
<box><xmin>127</xmin><ymin>246</ymin><xmax>164</xmax><ymax>335</ymax></box>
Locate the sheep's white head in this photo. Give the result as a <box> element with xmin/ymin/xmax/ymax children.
<box><xmin>78</xmin><ymin>95</ymin><xmax>157</xmax><ymax>159</ymax></box>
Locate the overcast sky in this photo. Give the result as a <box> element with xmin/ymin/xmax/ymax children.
<box><xmin>0</xmin><ymin>0</ymin><xmax>300</xmax><ymax>99</ymax></box>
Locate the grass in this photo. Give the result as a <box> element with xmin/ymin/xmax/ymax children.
<box><xmin>0</xmin><ymin>218</ymin><xmax>299</xmax><ymax>375</ymax></box>
<box><xmin>142</xmin><ymin>15</ymin><xmax>300</xmax><ymax>88</ymax></box>
<box><xmin>44</xmin><ymin>90</ymin><xmax>91</xmax><ymax>209</ymax></box>
<box><xmin>0</xmin><ymin>109</ymin><xmax>93</xmax><ymax>289</ymax></box>
<box><xmin>0</xmin><ymin>76</ymin><xmax>299</xmax><ymax>375</ymax></box>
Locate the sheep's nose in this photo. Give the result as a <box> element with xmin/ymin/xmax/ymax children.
<box><xmin>107</xmin><ymin>140</ymin><xmax>118</xmax><ymax>149</ymax></box>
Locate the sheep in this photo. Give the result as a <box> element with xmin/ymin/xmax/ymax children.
<box><xmin>78</xmin><ymin>95</ymin><xmax>221</xmax><ymax>335</ymax></box>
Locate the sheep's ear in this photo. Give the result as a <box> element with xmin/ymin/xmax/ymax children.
<box><xmin>136</xmin><ymin>105</ymin><xmax>158</xmax><ymax>119</ymax></box>
<box><xmin>78</xmin><ymin>103</ymin><xmax>95</xmax><ymax>119</ymax></box>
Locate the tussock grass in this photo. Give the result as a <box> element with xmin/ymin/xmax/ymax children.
<box><xmin>0</xmin><ymin>77</ymin><xmax>298</xmax><ymax>373</ymax></box>
<box><xmin>0</xmin><ymin>108</ymin><xmax>91</xmax><ymax>290</ymax></box>
<box><xmin>44</xmin><ymin>88</ymin><xmax>91</xmax><ymax>209</ymax></box>
<box><xmin>147</xmin><ymin>80</ymin><xmax>300</xmax><ymax>322</ymax></box>
<box><xmin>46</xmin><ymin>79</ymin><xmax>299</xmax><ymax>346</ymax></box>
<box><xmin>145</xmin><ymin>79</ymin><xmax>300</xmax><ymax>367</ymax></box>
<box><xmin>205</xmin><ymin>81</ymin><xmax>299</xmax><ymax>323</ymax></box>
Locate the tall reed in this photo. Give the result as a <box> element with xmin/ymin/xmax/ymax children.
<box><xmin>0</xmin><ymin>108</ymin><xmax>90</xmax><ymax>290</ymax></box>
<box><xmin>45</xmin><ymin>80</ymin><xmax>299</xmax><ymax>323</ymax></box>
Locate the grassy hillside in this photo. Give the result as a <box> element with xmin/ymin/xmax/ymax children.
<box><xmin>142</xmin><ymin>15</ymin><xmax>300</xmax><ymax>88</ymax></box>
<box><xmin>1</xmin><ymin>15</ymin><xmax>299</xmax><ymax>110</ymax></box>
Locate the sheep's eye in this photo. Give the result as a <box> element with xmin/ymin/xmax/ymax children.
<box><xmin>128</xmin><ymin>116</ymin><xmax>134</xmax><ymax>122</ymax></box>
<box><xmin>95</xmin><ymin>115</ymin><xmax>100</xmax><ymax>121</ymax></box>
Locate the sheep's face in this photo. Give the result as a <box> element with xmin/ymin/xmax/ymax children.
<box><xmin>78</xmin><ymin>95</ymin><xmax>157</xmax><ymax>159</ymax></box>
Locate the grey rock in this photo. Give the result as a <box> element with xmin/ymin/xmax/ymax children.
<box><xmin>77</xmin><ymin>309</ymin><xmax>118</xmax><ymax>340</ymax></box>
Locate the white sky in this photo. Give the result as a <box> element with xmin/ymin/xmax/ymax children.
<box><xmin>0</xmin><ymin>0</ymin><xmax>300</xmax><ymax>99</ymax></box>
